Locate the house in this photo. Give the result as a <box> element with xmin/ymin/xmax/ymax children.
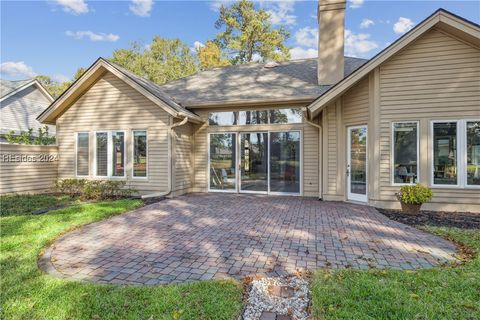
<box><xmin>37</xmin><ymin>2</ymin><xmax>480</xmax><ymax>212</ymax></box>
<box><xmin>1</xmin><ymin>79</ymin><xmax>55</xmax><ymax>141</ymax></box>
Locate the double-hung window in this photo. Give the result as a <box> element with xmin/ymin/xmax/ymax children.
<box><xmin>392</xmin><ymin>122</ymin><xmax>419</xmax><ymax>185</ymax></box>
<box><xmin>76</xmin><ymin>132</ymin><xmax>89</xmax><ymax>176</ymax></box>
<box><xmin>432</xmin><ymin>120</ymin><xmax>480</xmax><ymax>188</ymax></box>
<box><xmin>94</xmin><ymin>131</ymin><xmax>126</xmax><ymax>178</ymax></box>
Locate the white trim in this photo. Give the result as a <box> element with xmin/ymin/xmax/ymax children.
<box><xmin>347</xmin><ymin>125</ymin><xmax>368</xmax><ymax>202</ymax></box>
<box><xmin>391</xmin><ymin>121</ymin><xmax>420</xmax><ymax>186</ymax></box>
<box><xmin>91</xmin><ymin>130</ymin><xmax>126</xmax><ymax>179</ymax></box>
<box><xmin>430</xmin><ymin>119</ymin><xmax>480</xmax><ymax>189</ymax></box>
<box><xmin>239</xmin><ymin>132</ymin><xmax>269</xmax><ymax>194</ymax></box>
<box><xmin>93</xmin><ymin>131</ymin><xmax>108</xmax><ymax>177</ymax></box>
<box><xmin>75</xmin><ymin>131</ymin><xmax>89</xmax><ymax>178</ymax></box>
<box><xmin>132</xmin><ymin>130</ymin><xmax>148</xmax><ymax>179</ymax></box>
<box><xmin>208</xmin><ymin>108</ymin><xmax>304</xmax><ymax>127</ymax></box>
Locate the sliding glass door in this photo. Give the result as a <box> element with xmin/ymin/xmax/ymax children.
<box><xmin>208</xmin><ymin>131</ymin><xmax>301</xmax><ymax>194</ymax></box>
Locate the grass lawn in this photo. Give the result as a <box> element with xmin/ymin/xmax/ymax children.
<box><xmin>311</xmin><ymin>226</ymin><xmax>480</xmax><ymax>319</ymax></box>
<box><xmin>0</xmin><ymin>193</ymin><xmax>75</xmax><ymax>216</ymax></box>
<box><xmin>0</xmin><ymin>198</ymin><xmax>243</xmax><ymax>320</ymax></box>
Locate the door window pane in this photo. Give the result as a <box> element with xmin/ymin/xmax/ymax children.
<box><xmin>210</xmin><ymin>133</ymin><xmax>236</xmax><ymax>190</ymax></box>
<box><xmin>112</xmin><ymin>132</ymin><xmax>125</xmax><ymax>177</ymax></box>
<box><xmin>133</xmin><ymin>131</ymin><xmax>147</xmax><ymax>177</ymax></box>
<box><xmin>393</xmin><ymin>123</ymin><xmax>418</xmax><ymax>184</ymax></box>
<box><xmin>467</xmin><ymin>121</ymin><xmax>480</xmax><ymax>186</ymax></box>
<box><xmin>238</xmin><ymin>110</ymin><xmax>268</xmax><ymax>125</ymax></box>
<box><xmin>270</xmin><ymin>109</ymin><xmax>303</xmax><ymax>124</ymax></box>
<box><xmin>350</xmin><ymin>127</ymin><xmax>367</xmax><ymax>195</ymax></box>
<box><xmin>96</xmin><ymin>132</ymin><xmax>108</xmax><ymax>176</ymax></box>
<box><xmin>241</xmin><ymin>133</ymin><xmax>268</xmax><ymax>192</ymax></box>
<box><xmin>76</xmin><ymin>133</ymin><xmax>89</xmax><ymax>176</ymax></box>
<box><xmin>433</xmin><ymin>122</ymin><xmax>457</xmax><ymax>185</ymax></box>
<box><xmin>270</xmin><ymin>132</ymin><xmax>300</xmax><ymax>193</ymax></box>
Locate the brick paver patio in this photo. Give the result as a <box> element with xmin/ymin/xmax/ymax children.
<box><xmin>40</xmin><ymin>194</ymin><xmax>458</xmax><ymax>285</ymax></box>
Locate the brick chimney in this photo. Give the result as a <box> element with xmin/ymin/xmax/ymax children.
<box><xmin>317</xmin><ymin>0</ymin><xmax>346</xmax><ymax>85</ymax></box>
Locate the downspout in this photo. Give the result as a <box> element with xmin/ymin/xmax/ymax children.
<box><xmin>141</xmin><ymin>116</ymin><xmax>189</xmax><ymax>199</ymax></box>
<box><xmin>304</xmin><ymin>110</ymin><xmax>323</xmax><ymax>200</ymax></box>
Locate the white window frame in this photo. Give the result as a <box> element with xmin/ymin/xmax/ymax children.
<box><xmin>391</xmin><ymin>121</ymin><xmax>419</xmax><ymax>186</ymax></box>
<box><xmin>208</xmin><ymin>108</ymin><xmax>304</xmax><ymax>127</ymax></box>
<box><xmin>430</xmin><ymin>119</ymin><xmax>480</xmax><ymax>189</ymax></box>
<box><xmin>75</xmin><ymin>132</ymin><xmax>89</xmax><ymax>177</ymax></box>
<box><xmin>207</xmin><ymin>132</ymin><xmax>238</xmax><ymax>193</ymax></box>
<box><xmin>132</xmin><ymin>130</ymin><xmax>148</xmax><ymax>179</ymax></box>
<box><xmin>93</xmin><ymin>130</ymin><xmax>126</xmax><ymax>179</ymax></box>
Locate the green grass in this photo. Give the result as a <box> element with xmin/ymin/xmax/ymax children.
<box><xmin>0</xmin><ymin>198</ymin><xmax>243</xmax><ymax>320</ymax></box>
<box><xmin>0</xmin><ymin>194</ymin><xmax>75</xmax><ymax>216</ymax></box>
<box><xmin>311</xmin><ymin>226</ymin><xmax>480</xmax><ymax>320</ymax></box>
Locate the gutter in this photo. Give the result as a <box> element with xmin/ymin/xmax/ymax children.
<box><xmin>141</xmin><ymin>116</ymin><xmax>189</xmax><ymax>199</ymax></box>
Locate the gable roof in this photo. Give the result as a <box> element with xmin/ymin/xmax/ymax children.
<box><xmin>307</xmin><ymin>9</ymin><xmax>480</xmax><ymax>118</ymax></box>
<box><xmin>160</xmin><ymin>57</ymin><xmax>367</xmax><ymax>108</ymax></box>
<box><xmin>37</xmin><ymin>58</ymin><xmax>203</xmax><ymax>125</ymax></box>
<box><xmin>1</xmin><ymin>79</ymin><xmax>54</xmax><ymax>103</ymax></box>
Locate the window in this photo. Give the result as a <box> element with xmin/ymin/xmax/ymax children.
<box><xmin>93</xmin><ymin>131</ymin><xmax>126</xmax><ymax>178</ymax></box>
<box><xmin>76</xmin><ymin>132</ymin><xmax>89</xmax><ymax>176</ymax></box>
<box><xmin>392</xmin><ymin>122</ymin><xmax>418</xmax><ymax>184</ymax></box>
<box><xmin>269</xmin><ymin>131</ymin><xmax>300</xmax><ymax>193</ymax></box>
<box><xmin>95</xmin><ymin>132</ymin><xmax>108</xmax><ymax>176</ymax></box>
<box><xmin>209</xmin><ymin>133</ymin><xmax>236</xmax><ymax>190</ymax></box>
<box><xmin>133</xmin><ymin>131</ymin><xmax>147</xmax><ymax>177</ymax></box>
<box><xmin>208</xmin><ymin>108</ymin><xmax>303</xmax><ymax>126</ymax></box>
<box><xmin>432</xmin><ymin>120</ymin><xmax>480</xmax><ymax>188</ymax></box>
<box><xmin>466</xmin><ymin>121</ymin><xmax>480</xmax><ymax>186</ymax></box>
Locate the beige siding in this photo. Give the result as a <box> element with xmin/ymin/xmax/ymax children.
<box><xmin>56</xmin><ymin>71</ymin><xmax>170</xmax><ymax>195</ymax></box>
<box><xmin>376</xmin><ymin>28</ymin><xmax>480</xmax><ymax>209</ymax></box>
<box><xmin>0</xmin><ymin>144</ymin><xmax>58</xmax><ymax>194</ymax></box>
<box><xmin>342</xmin><ymin>78</ymin><xmax>369</xmax><ymax>127</ymax></box>
<box><xmin>324</xmin><ymin>103</ymin><xmax>339</xmax><ymax>197</ymax></box>
<box><xmin>173</xmin><ymin>122</ymin><xmax>193</xmax><ymax>194</ymax></box>
<box><xmin>192</xmin><ymin>107</ymin><xmax>319</xmax><ymax>196</ymax></box>
<box><xmin>1</xmin><ymin>85</ymin><xmax>55</xmax><ymax>134</ymax></box>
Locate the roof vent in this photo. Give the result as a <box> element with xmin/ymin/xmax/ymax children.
<box><xmin>263</xmin><ymin>61</ymin><xmax>279</xmax><ymax>69</ymax></box>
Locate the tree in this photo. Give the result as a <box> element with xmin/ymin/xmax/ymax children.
<box><xmin>197</xmin><ymin>41</ymin><xmax>231</xmax><ymax>70</ymax></box>
<box><xmin>215</xmin><ymin>0</ymin><xmax>290</xmax><ymax>64</ymax></box>
<box><xmin>110</xmin><ymin>36</ymin><xmax>198</xmax><ymax>85</ymax></box>
<box><xmin>35</xmin><ymin>67</ymin><xmax>86</xmax><ymax>98</ymax></box>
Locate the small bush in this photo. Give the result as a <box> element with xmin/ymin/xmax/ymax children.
<box><xmin>54</xmin><ymin>179</ymin><xmax>135</xmax><ymax>200</ymax></box>
<box><xmin>396</xmin><ymin>184</ymin><xmax>433</xmax><ymax>205</ymax></box>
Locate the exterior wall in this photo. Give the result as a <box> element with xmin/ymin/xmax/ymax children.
<box><xmin>0</xmin><ymin>85</ymin><xmax>55</xmax><ymax>136</ymax></box>
<box><xmin>374</xmin><ymin>28</ymin><xmax>480</xmax><ymax>211</ymax></box>
<box><xmin>0</xmin><ymin>144</ymin><xmax>58</xmax><ymax>194</ymax></box>
<box><xmin>172</xmin><ymin>121</ymin><xmax>194</xmax><ymax>195</ymax></box>
<box><xmin>320</xmin><ymin>28</ymin><xmax>480</xmax><ymax>212</ymax></box>
<box><xmin>56</xmin><ymin>71</ymin><xmax>171</xmax><ymax>195</ymax></box>
<box><xmin>192</xmin><ymin>106</ymin><xmax>319</xmax><ymax>196</ymax></box>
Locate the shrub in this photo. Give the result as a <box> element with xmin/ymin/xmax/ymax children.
<box><xmin>396</xmin><ymin>184</ymin><xmax>433</xmax><ymax>205</ymax></box>
<box><xmin>54</xmin><ymin>179</ymin><xmax>135</xmax><ymax>200</ymax></box>
<box><xmin>5</xmin><ymin>126</ymin><xmax>56</xmax><ymax>145</ymax></box>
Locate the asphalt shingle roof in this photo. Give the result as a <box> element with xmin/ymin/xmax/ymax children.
<box><xmin>160</xmin><ymin>57</ymin><xmax>367</xmax><ymax>106</ymax></box>
<box><xmin>0</xmin><ymin>79</ymin><xmax>34</xmax><ymax>99</ymax></box>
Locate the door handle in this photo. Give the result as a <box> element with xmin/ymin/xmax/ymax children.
<box><xmin>346</xmin><ymin>165</ymin><xmax>350</xmax><ymax>177</ymax></box>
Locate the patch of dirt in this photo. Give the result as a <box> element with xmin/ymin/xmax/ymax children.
<box><xmin>377</xmin><ymin>208</ymin><xmax>480</xmax><ymax>229</ymax></box>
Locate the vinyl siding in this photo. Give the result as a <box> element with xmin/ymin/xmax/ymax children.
<box><xmin>0</xmin><ymin>144</ymin><xmax>58</xmax><ymax>194</ymax></box>
<box><xmin>342</xmin><ymin>78</ymin><xmax>369</xmax><ymax>127</ymax></box>
<box><xmin>56</xmin><ymin>71</ymin><xmax>170</xmax><ymax>195</ymax></box>
<box><xmin>173</xmin><ymin>121</ymin><xmax>193</xmax><ymax>194</ymax></box>
<box><xmin>192</xmin><ymin>107</ymin><xmax>319</xmax><ymax>196</ymax></box>
<box><xmin>1</xmin><ymin>85</ymin><xmax>55</xmax><ymax>135</ymax></box>
<box><xmin>377</xmin><ymin>28</ymin><xmax>480</xmax><ymax>209</ymax></box>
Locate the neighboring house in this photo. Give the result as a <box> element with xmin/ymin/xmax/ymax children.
<box><xmin>0</xmin><ymin>79</ymin><xmax>55</xmax><ymax>141</ymax></box>
<box><xmin>37</xmin><ymin>4</ymin><xmax>480</xmax><ymax>212</ymax></box>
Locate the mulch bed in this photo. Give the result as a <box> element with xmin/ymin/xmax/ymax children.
<box><xmin>377</xmin><ymin>208</ymin><xmax>480</xmax><ymax>229</ymax></box>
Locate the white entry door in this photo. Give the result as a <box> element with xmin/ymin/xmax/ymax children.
<box><xmin>347</xmin><ymin>126</ymin><xmax>368</xmax><ymax>202</ymax></box>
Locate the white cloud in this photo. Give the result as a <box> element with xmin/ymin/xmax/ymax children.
<box><xmin>290</xmin><ymin>47</ymin><xmax>318</xmax><ymax>60</ymax></box>
<box><xmin>266</xmin><ymin>1</ymin><xmax>296</xmax><ymax>25</ymax></box>
<box><xmin>51</xmin><ymin>0</ymin><xmax>88</xmax><ymax>15</ymax></box>
<box><xmin>129</xmin><ymin>0</ymin><xmax>153</xmax><ymax>17</ymax></box>
<box><xmin>360</xmin><ymin>18</ymin><xmax>374</xmax><ymax>29</ymax></box>
<box><xmin>393</xmin><ymin>17</ymin><xmax>414</xmax><ymax>34</ymax></box>
<box><xmin>349</xmin><ymin>0</ymin><xmax>364</xmax><ymax>9</ymax></box>
<box><xmin>0</xmin><ymin>61</ymin><xmax>37</xmax><ymax>78</ymax></box>
<box><xmin>194</xmin><ymin>41</ymin><xmax>205</xmax><ymax>51</ymax></box>
<box><xmin>65</xmin><ymin>30</ymin><xmax>120</xmax><ymax>42</ymax></box>
<box><xmin>209</xmin><ymin>0</ymin><xmax>233</xmax><ymax>12</ymax></box>
<box><xmin>295</xmin><ymin>26</ymin><xmax>317</xmax><ymax>48</ymax></box>
<box><xmin>52</xmin><ymin>74</ymin><xmax>70</xmax><ymax>83</ymax></box>
<box><xmin>344</xmin><ymin>29</ymin><xmax>378</xmax><ymax>57</ymax></box>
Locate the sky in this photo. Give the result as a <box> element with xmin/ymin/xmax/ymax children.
<box><xmin>1</xmin><ymin>0</ymin><xmax>479</xmax><ymax>82</ymax></box>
